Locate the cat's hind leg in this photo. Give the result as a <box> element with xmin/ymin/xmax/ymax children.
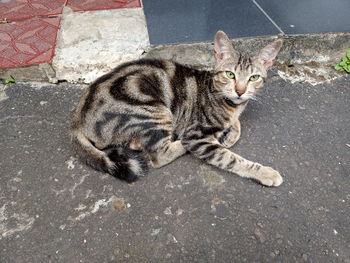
<box><xmin>149</xmin><ymin>140</ymin><xmax>186</xmax><ymax>168</ymax></box>
<box><xmin>143</xmin><ymin>131</ymin><xmax>187</xmax><ymax>168</ymax></box>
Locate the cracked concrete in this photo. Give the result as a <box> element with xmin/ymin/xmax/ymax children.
<box><xmin>276</xmin><ymin>60</ymin><xmax>344</xmax><ymax>86</ymax></box>
<box><xmin>69</xmin><ymin>196</ymin><xmax>119</xmax><ymax>222</ymax></box>
<box><xmin>0</xmin><ymin>76</ymin><xmax>349</xmax><ymax>262</ymax></box>
<box><xmin>0</xmin><ymin>207</ymin><xmax>35</xmax><ymax>239</ymax></box>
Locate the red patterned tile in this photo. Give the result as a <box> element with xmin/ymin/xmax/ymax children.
<box><xmin>0</xmin><ymin>17</ymin><xmax>60</xmax><ymax>68</ymax></box>
<box><xmin>67</xmin><ymin>0</ymin><xmax>141</xmax><ymax>12</ymax></box>
<box><xmin>0</xmin><ymin>0</ymin><xmax>66</xmax><ymax>21</ymax></box>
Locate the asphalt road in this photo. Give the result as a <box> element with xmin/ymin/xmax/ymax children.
<box><xmin>0</xmin><ymin>75</ymin><xmax>349</xmax><ymax>263</ymax></box>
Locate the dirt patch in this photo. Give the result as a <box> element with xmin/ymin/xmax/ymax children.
<box><xmin>276</xmin><ymin>61</ymin><xmax>345</xmax><ymax>86</ymax></box>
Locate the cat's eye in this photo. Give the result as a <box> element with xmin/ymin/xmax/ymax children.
<box><xmin>226</xmin><ymin>71</ymin><xmax>235</xmax><ymax>79</ymax></box>
<box><xmin>249</xmin><ymin>75</ymin><xmax>260</xmax><ymax>81</ymax></box>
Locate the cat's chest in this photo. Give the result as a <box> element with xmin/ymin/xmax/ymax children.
<box><xmin>225</xmin><ymin>103</ymin><xmax>247</xmax><ymax>127</ymax></box>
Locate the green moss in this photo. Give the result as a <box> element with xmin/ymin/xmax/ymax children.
<box><xmin>202</xmin><ymin>171</ymin><xmax>223</xmax><ymax>184</ymax></box>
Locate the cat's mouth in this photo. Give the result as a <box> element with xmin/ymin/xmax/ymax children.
<box><xmin>216</xmin><ymin>92</ymin><xmax>249</xmax><ymax>106</ymax></box>
<box><xmin>225</xmin><ymin>97</ymin><xmax>248</xmax><ymax>106</ymax></box>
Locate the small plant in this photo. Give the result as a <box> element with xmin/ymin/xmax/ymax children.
<box><xmin>334</xmin><ymin>48</ymin><xmax>350</xmax><ymax>73</ymax></box>
<box><xmin>0</xmin><ymin>18</ymin><xmax>9</xmax><ymax>23</ymax></box>
<box><xmin>3</xmin><ymin>76</ymin><xmax>16</xmax><ymax>84</ymax></box>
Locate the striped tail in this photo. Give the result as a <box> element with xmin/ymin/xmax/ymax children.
<box><xmin>70</xmin><ymin>131</ymin><xmax>148</xmax><ymax>183</ymax></box>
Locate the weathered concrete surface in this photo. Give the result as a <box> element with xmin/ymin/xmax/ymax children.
<box><xmin>0</xmin><ymin>63</ymin><xmax>57</xmax><ymax>83</ymax></box>
<box><xmin>145</xmin><ymin>32</ymin><xmax>350</xmax><ymax>85</ymax></box>
<box><xmin>145</xmin><ymin>32</ymin><xmax>350</xmax><ymax>67</ymax></box>
<box><xmin>1</xmin><ymin>32</ymin><xmax>349</xmax><ymax>84</ymax></box>
<box><xmin>0</xmin><ymin>75</ymin><xmax>349</xmax><ymax>262</ymax></box>
<box><xmin>52</xmin><ymin>7</ymin><xmax>149</xmax><ymax>83</ymax></box>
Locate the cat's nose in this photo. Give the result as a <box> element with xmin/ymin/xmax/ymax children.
<box><xmin>236</xmin><ymin>90</ymin><xmax>245</xmax><ymax>96</ymax></box>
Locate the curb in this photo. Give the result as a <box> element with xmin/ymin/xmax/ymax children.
<box><xmin>146</xmin><ymin>32</ymin><xmax>350</xmax><ymax>67</ymax></box>
<box><xmin>0</xmin><ymin>32</ymin><xmax>349</xmax><ymax>85</ymax></box>
<box><xmin>144</xmin><ymin>32</ymin><xmax>350</xmax><ymax>85</ymax></box>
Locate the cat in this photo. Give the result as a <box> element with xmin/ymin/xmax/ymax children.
<box><xmin>70</xmin><ymin>31</ymin><xmax>283</xmax><ymax>187</ymax></box>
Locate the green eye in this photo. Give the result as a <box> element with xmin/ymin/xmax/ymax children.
<box><xmin>249</xmin><ymin>75</ymin><xmax>260</xmax><ymax>81</ymax></box>
<box><xmin>226</xmin><ymin>71</ymin><xmax>235</xmax><ymax>79</ymax></box>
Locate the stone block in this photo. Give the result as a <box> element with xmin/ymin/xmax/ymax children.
<box><xmin>53</xmin><ymin>8</ymin><xmax>149</xmax><ymax>83</ymax></box>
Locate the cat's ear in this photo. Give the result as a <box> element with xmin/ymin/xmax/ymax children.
<box><xmin>258</xmin><ymin>39</ymin><xmax>282</xmax><ymax>69</ymax></box>
<box><xmin>214</xmin><ymin>31</ymin><xmax>234</xmax><ymax>63</ymax></box>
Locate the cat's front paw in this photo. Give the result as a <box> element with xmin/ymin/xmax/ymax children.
<box><xmin>256</xmin><ymin>166</ymin><xmax>283</xmax><ymax>187</ymax></box>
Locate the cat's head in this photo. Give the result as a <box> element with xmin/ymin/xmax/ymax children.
<box><xmin>212</xmin><ymin>31</ymin><xmax>282</xmax><ymax>105</ymax></box>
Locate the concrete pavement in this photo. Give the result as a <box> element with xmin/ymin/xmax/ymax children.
<box><xmin>1</xmin><ymin>0</ymin><xmax>349</xmax><ymax>85</ymax></box>
<box><xmin>0</xmin><ymin>73</ymin><xmax>349</xmax><ymax>262</ymax></box>
<box><xmin>1</xmin><ymin>1</ymin><xmax>349</xmax><ymax>262</ymax></box>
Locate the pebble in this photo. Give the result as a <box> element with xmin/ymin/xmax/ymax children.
<box><xmin>113</xmin><ymin>199</ymin><xmax>126</xmax><ymax>211</ymax></box>
<box><xmin>164</xmin><ymin>207</ymin><xmax>172</xmax><ymax>215</ymax></box>
<box><xmin>151</xmin><ymin>228</ymin><xmax>161</xmax><ymax>236</ymax></box>
<box><xmin>254</xmin><ymin>228</ymin><xmax>266</xmax><ymax>243</ymax></box>
<box><xmin>176</xmin><ymin>209</ymin><xmax>184</xmax><ymax>216</ymax></box>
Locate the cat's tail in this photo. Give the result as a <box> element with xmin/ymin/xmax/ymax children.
<box><xmin>70</xmin><ymin>131</ymin><xmax>148</xmax><ymax>183</ymax></box>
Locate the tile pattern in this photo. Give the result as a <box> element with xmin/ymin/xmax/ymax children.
<box><xmin>256</xmin><ymin>0</ymin><xmax>350</xmax><ymax>34</ymax></box>
<box><xmin>0</xmin><ymin>0</ymin><xmax>141</xmax><ymax>68</ymax></box>
<box><xmin>0</xmin><ymin>17</ymin><xmax>60</xmax><ymax>68</ymax></box>
<box><xmin>67</xmin><ymin>0</ymin><xmax>141</xmax><ymax>12</ymax></box>
<box><xmin>143</xmin><ymin>0</ymin><xmax>350</xmax><ymax>45</ymax></box>
<box><xmin>0</xmin><ymin>0</ymin><xmax>66</xmax><ymax>21</ymax></box>
<box><xmin>143</xmin><ymin>0</ymin><xmax>279</xmax><ymax>45</ymax></box>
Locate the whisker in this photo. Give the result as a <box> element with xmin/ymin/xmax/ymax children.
<box><xmin>249</xmin><ymin>94</ymin><xmax>263</xmax><ymax>104</ymax></box>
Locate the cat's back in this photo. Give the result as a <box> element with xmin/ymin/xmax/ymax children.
<box><xmin>89</xmin><ymin>58</ymin><xmax>177</xmax><ymax>96</ymax></box>
<box><xmin>73</xmin><ymin>59</ymin><xmax>201</xmax><ymax>121</ymax></box>
<box><xmin>72</xmin><ymin>59</ymin><xmax>201</xmax><ymax>131</ymax></box>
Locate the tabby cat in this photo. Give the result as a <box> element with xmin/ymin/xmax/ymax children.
<box><xmin>70</xmin><ymin>31</ymin><xmax>283</xmax><ymax>187</ymax></box>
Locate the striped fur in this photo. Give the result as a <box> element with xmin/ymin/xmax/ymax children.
<box><xmin>70</xmin><ymin>31</ymin><xmax>283</xmax><ymax>186</ymax></box>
